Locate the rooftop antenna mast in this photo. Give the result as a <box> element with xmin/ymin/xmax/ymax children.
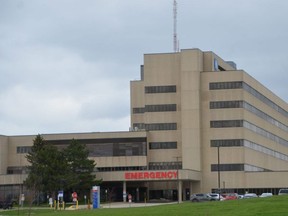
<box><xmin>173</xmin><ymin>0</ymin><xmax>179</xmax><ymax>52</ymax></box>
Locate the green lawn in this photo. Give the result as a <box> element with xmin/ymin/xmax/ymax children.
<box><xmin>3</xmin><ymin>196</ymin><xmax>288</xmax><ymax>216</ymax></box>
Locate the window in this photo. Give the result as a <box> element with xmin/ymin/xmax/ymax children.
<box><xmin>209</xmin><ymin>81</ymin><xmax>243</xmax><ymax>90</ymax></box>
<box><xmin>243</xmin><ymin>121</ymin><xmax>288</xmax><ymax>147</ymax></box>
<box><xmin>7</xmin><ymin>166</ymin><xmax>27</xmax><ymax>174</ymax></box>
<box><xmin>211</xmin><ymin>163</ymin><xmax>269</xmax><ymax>172</ymax></box>
<box><xmin>211</xmin><ymin>139</ymin><xmax>243</xmax><ymax>147</ymax></box>
<box><xmin>132</xmin><ymin>123</ymin><xmax>145</xmax><ymax>130</ymax></box>
<box><xmin>17</xmin><ymin>146</ymin><xmax>31</xmax><ymax>154</ymax></box>
<box><xmin>46</xmin><ymin>137</ymin><xmax>147</xmax><ymax>157</ymax></box>
<box><xmin>211</xmin><ymin>139</ymin><xmax>288</xmax><ymax>162</ymax></box>
<box><xmin>149</xmin><ymin>142</ymin><xmax>177</xmax><ymax>149</ymax></box>
<box><xmin>210</xmin><ymin>100</ymin><xmax>288</xmax><ymax>132</ymax></box>
<box><xmin>96</xmin><ymin>166</ymin><xmax>147</xmax><ymax>172</ymax></box>
<box><xmin>210</xmin><ymin>120</ymin><xmax>243</xmax><ymax>128</ymax></box>
<box><xmin>87</xmin><ymin>142</ymin><xmax>147</xmax><ymax>157</ymax></box>
<box><xmin>133</xmin><ymin>107</ymin><xmax>145</xmax><ymax>114</ymax></box>
<box><xmin>149</xmin><ymin>162</ymin><xmax>182</xmax><ymax>170</ymax></box>
<box><xmin>146</xmin><ymin>123</ymin><xmax>177</xmax><ymax>131</ymax></box>
<box><xmin>211</xmin><ymin>163</ymin><xmax>244</xmax><ymax>172</ymax></box>
<box><xmin>209</xmin><ymin>81</ymin><xmax>288</xmax><ymax>118</ymax></box>
<box><xmin>145</xmin><ymin>85</ymin><xmax>176</xmax><ymax>93</ymax></box>
<box><xmin>210</xmin><ymin>101</ymin><xmax>242</xmax><ymax>109</ymax></box>
<box><xmin>146</xmin><ymin>104</ymin><xmax>177</xmax><ymax>112</ymax></box>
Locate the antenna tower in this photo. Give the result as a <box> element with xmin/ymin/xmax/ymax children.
<box><xmin>173</xmin><ymin>0</ymin><xmax>179</xmax><ymax>52</ymax></box>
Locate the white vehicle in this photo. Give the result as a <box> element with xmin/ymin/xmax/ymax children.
<box><xmin>278</xmin><ymin>189</ymin><xmax>288</xmax><ymax>195</ymax></box>
<box><xmin>259</xmin><ymin>193</ymin><xmax>273</xmax><ymax>197</ymax></box>
<box><xmin>243</xmin><ymin>193</ymin><xmax>258</xmax><ymax>198</ymax></box>
<box><xmin>208</xmin><ymin>193</ymin><xmax>224</xmax><ymax>201</ymax></box>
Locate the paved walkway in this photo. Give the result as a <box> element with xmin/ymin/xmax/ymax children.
<box><xmin>101</xmin><ymin>202</ymin><xmax>177</xmax><ymax>208</ymax></box>
<box><xmin>76</xmin><ymin>201</ymin><xmax>178</xmax><ymax>209</ymax></box>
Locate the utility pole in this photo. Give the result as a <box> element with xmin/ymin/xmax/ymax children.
<box><xmin>217</xmin><ymin>146</ymin><xmax>221</xmax><ymax>200</ymax></box>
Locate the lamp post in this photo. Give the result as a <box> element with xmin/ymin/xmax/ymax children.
<box><xmin>174</xmin><ymin>156</ymin><xmax>182</xmax><ymax>203</ymax></box>
<box><xmin>217</xmin><ymin>145</ymin><xmax>221</xmax><ymax>201</ymax></box>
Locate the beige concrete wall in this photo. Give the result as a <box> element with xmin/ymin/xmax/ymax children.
<box><xmin>0</xmin><ymin>135</ymin><xmax>8</xmax><ymax>174</ymax></box>
<box><xmin>93</xmin><ymin>156</ymin><xmax>147</xmax><ymax>168</ymax></box>
<box><xmin>143</xmin><ymin>53</ymin><xmax>180</xmax><ymax>85</ymax></box>
<box><xmin>7</xmin><ymin>131</ymin><xmax>147</xmax><ymax>168</ymax></box>
<box><xmin>0</xmin><ymin>174</ymin><xmax>27</xmax><ymax>185</ymax></box>
<box><xmin>7</xmin><ymin>135</ymin><xmax>33</xmax><ymax>167</ymax></box>
<box><xmin>180</xmin><ymin>49</ymin><xmax>203</xmax><ymax>171</ymax></box>
<box><xmin>200</xmin><ymin>66</ymin><xmax>288</xmax><ymax>192</ymax></box>
<box><xmin>203</xmin><ymin>51</ymin><xmax>236</xmax><ymax>72</ymax></box>
<box><xmin>130</xmin><ymin>80</ymin><xmax>145</xmax><ymax>127</ymax></box>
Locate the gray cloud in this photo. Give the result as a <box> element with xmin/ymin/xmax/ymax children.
<box><xmin>0</xmin><ymin>0</ymin><xmax>287</xmax><ymax>135</ymax></box>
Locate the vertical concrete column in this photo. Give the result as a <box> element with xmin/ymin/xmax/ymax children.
<box><xmin>178</xmin><ymin>180</ymin><xmax>183</xmax><ymax>203</ymax></box>
<box><xmin>123</xmin><ymin>181</ymin><xmax>127</xmax><ymax>202</ymax></box>
<box><xmin>189</xmin><ymin>181</ymin><xmax>193</xmax><ymax>198</ymax></box>
<box><xmin>146</xmin><ymin>182</ymin><xmax>150</xmax><ymax>202</ymax></box>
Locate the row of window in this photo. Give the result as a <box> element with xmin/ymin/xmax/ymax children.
<box><xmin>149</xmin><ymin>142</ymin><xmax>177</xmax><ymax>149</ymax></box>
<box><xmin>210</xmin><ymin>120</ymin><xmax>242</xmax><ymax>128</ymax></box>
<box><xmin>210</xmin><ymin>120</ymin><xmax>288</xmax><ymax>147</ymax></box>
<box><xmin>211</xmin><ymin>139</ymin><xmax>243</xmax><ymax>147</ymax></box>
<box><xmin>210</xmin><ymin>100</ymin><xmax>242</xmax><ymax>109</ymax></box>
<box><xmin>209</xmin><ymin>81</ymin><xmax>288</xmax><ymax>118</ymax></box>
<box><xmin>145</xmin><ymin>85</ymin><xmax>176</xmax><ymax>94</ymax></box>
<box><xmin>95</xmin><ymin>166</ymin><xmax>147</xmax><ymax>172</ymax></box>
<box><xmin>133</xmin><ymin>107</ymin><xmax>145</xmax><ymax>114</ymax></box>
<box><xmin>210</xmin><ymin>100</ymin><xmax>288</xmax><ymax>132</ymax></box>
<box><xmin>133</xmin><ymin>104</ymin><xmax>177</xmax><ymax>114</ymax></box>
<box><xmin>244</xmin><ymin>140</ymin><xmax>288</xmax><ymax>162</ymax></box>
<box><xmin>17</xmin><ymin>146</ymin><xmax>31</xmax><ymax>154</ymax></box>
<box><xmin>209</xmin><ymin>81</ymin><xmax>243</xmax><ymax>90</ymax></box>
<box><xmin>243</xmin><ymin>102</ymin><xmax>288</xmax><ymax>132</ymax></box>
<box><xmin>243</xmin><ymin>121</ymin><xmax>288</xmax><ymax>147</ymax></box>
<box><xmin>211</xmin><ymin>163</ymin><xmax>269</xmax><ymax>172</ymax></box>
<box><xmin>211</xmin><ymin>139</ymin><xmax>288</xmax><ymax>162</ymax></box>
<box><xmin>17</xmin><ymin>142</ymin><xmax>147</xmax><ymax>157</ymax></box>
<box><xmin>133</xmin><ymin>123</ymin><xmax>177</xmax><ymax>131</ymax></box>
<box><xmin>7</xmin><ymin>166</ymin><xmax>28</xmax><ymax>174</ymax></box>
<box><xmin>242</xmin><ymin>82</ymin><xmax>288</xmax><ymax>118</ymax></box>
<box><xmin>87</xmin><ymin>143</ymin><xmax>147</xmax><ymax>157</ymax></box>
<box><xmin>149</xmin><ymin>162</ymin><xmax>182</xmax><ymax>170</ymax></box>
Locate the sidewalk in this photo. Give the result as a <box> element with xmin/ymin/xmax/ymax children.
<box><xmin>101</xmin><ymin>201</ymin><xmax>177</xmax><ymax>208</ymax></box>
<box><xmin>78</xmin><ymin>201</ymin><xmax>177</xmax><ymax>209</ymax></box>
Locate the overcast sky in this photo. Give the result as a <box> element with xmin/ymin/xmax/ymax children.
<box><xmin>1</xmin><ymin>0</ymin><xmax>287</xmax><ymax>136</ymax></box>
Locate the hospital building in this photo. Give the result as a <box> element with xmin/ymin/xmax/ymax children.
<box><xmin>1</xmin><ymin>48</ymin><xmax>288</xmax><ymax>202</ymax></box>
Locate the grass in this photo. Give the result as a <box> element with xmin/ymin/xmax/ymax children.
<box><xmin>2</xmin><ymin>195</ymin><xmax>288</xmax><ymax>216</ymax></box>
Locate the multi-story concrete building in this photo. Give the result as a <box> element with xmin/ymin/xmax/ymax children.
<box><xmin>1</xmin><ymin>48</ymin><xmax>288</xmax><ymax>202</ymax></box>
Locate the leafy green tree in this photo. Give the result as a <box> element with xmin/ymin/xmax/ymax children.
<box><xmin>63</xmin><ymin>139</ymin><xmax>98</xmax><ymax>193</ymax></box>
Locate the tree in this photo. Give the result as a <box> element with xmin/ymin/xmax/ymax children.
<box><xmin>25</xmin><ymin>135</ymin><xmax>69</xmax><ymax>200</ymax></box>
<box><xmin>25</xmin><ymin>135</ymin><xmax>99</xmax><ymax>202</ymax></box>
<box><xmin>63</xmin><ymin>139</ymin><xmax>98</xmax><ymax>194</ymax></box>
<box><xmin>25</xmin><ymin>135</ymin><xmax>47</xmax><ymax>194</ymax></box>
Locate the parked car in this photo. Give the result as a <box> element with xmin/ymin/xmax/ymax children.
<box><xmin>190</xmin><ymin>193</ymin><xmax>212</xmax><ymax>202</ymax></box>
<box><xmin>278</xmin><ymin>189</ymin><xmax>288</xmax><ymax>195</ymax></box>
<box><xmin>0</xmin><ymin>200</ymin><xmax>13</xmax><ymax>209</ymax></box>
<box><xmin>238</xmin><ymin>194</ymin><xmax>244</xmax><ymax>199</ymax></box>
<box><xmin>243</xmin><ymin>193</ymin><xmax>258</xmax><ymax>198</ymax></box>
<box><xmin>208</xmin><ymin>193</ymin><xmax>224</xmax><ymax>201</ymax></box>
<box><xmin>223</xmin><ymin>193</ymin><xmax>238</xmax><ymax>200</ymax></box>
<box><xmin>259</xmin><ymin>193</ymin><xmax>273</xmax><ymax>197</ymax></box>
